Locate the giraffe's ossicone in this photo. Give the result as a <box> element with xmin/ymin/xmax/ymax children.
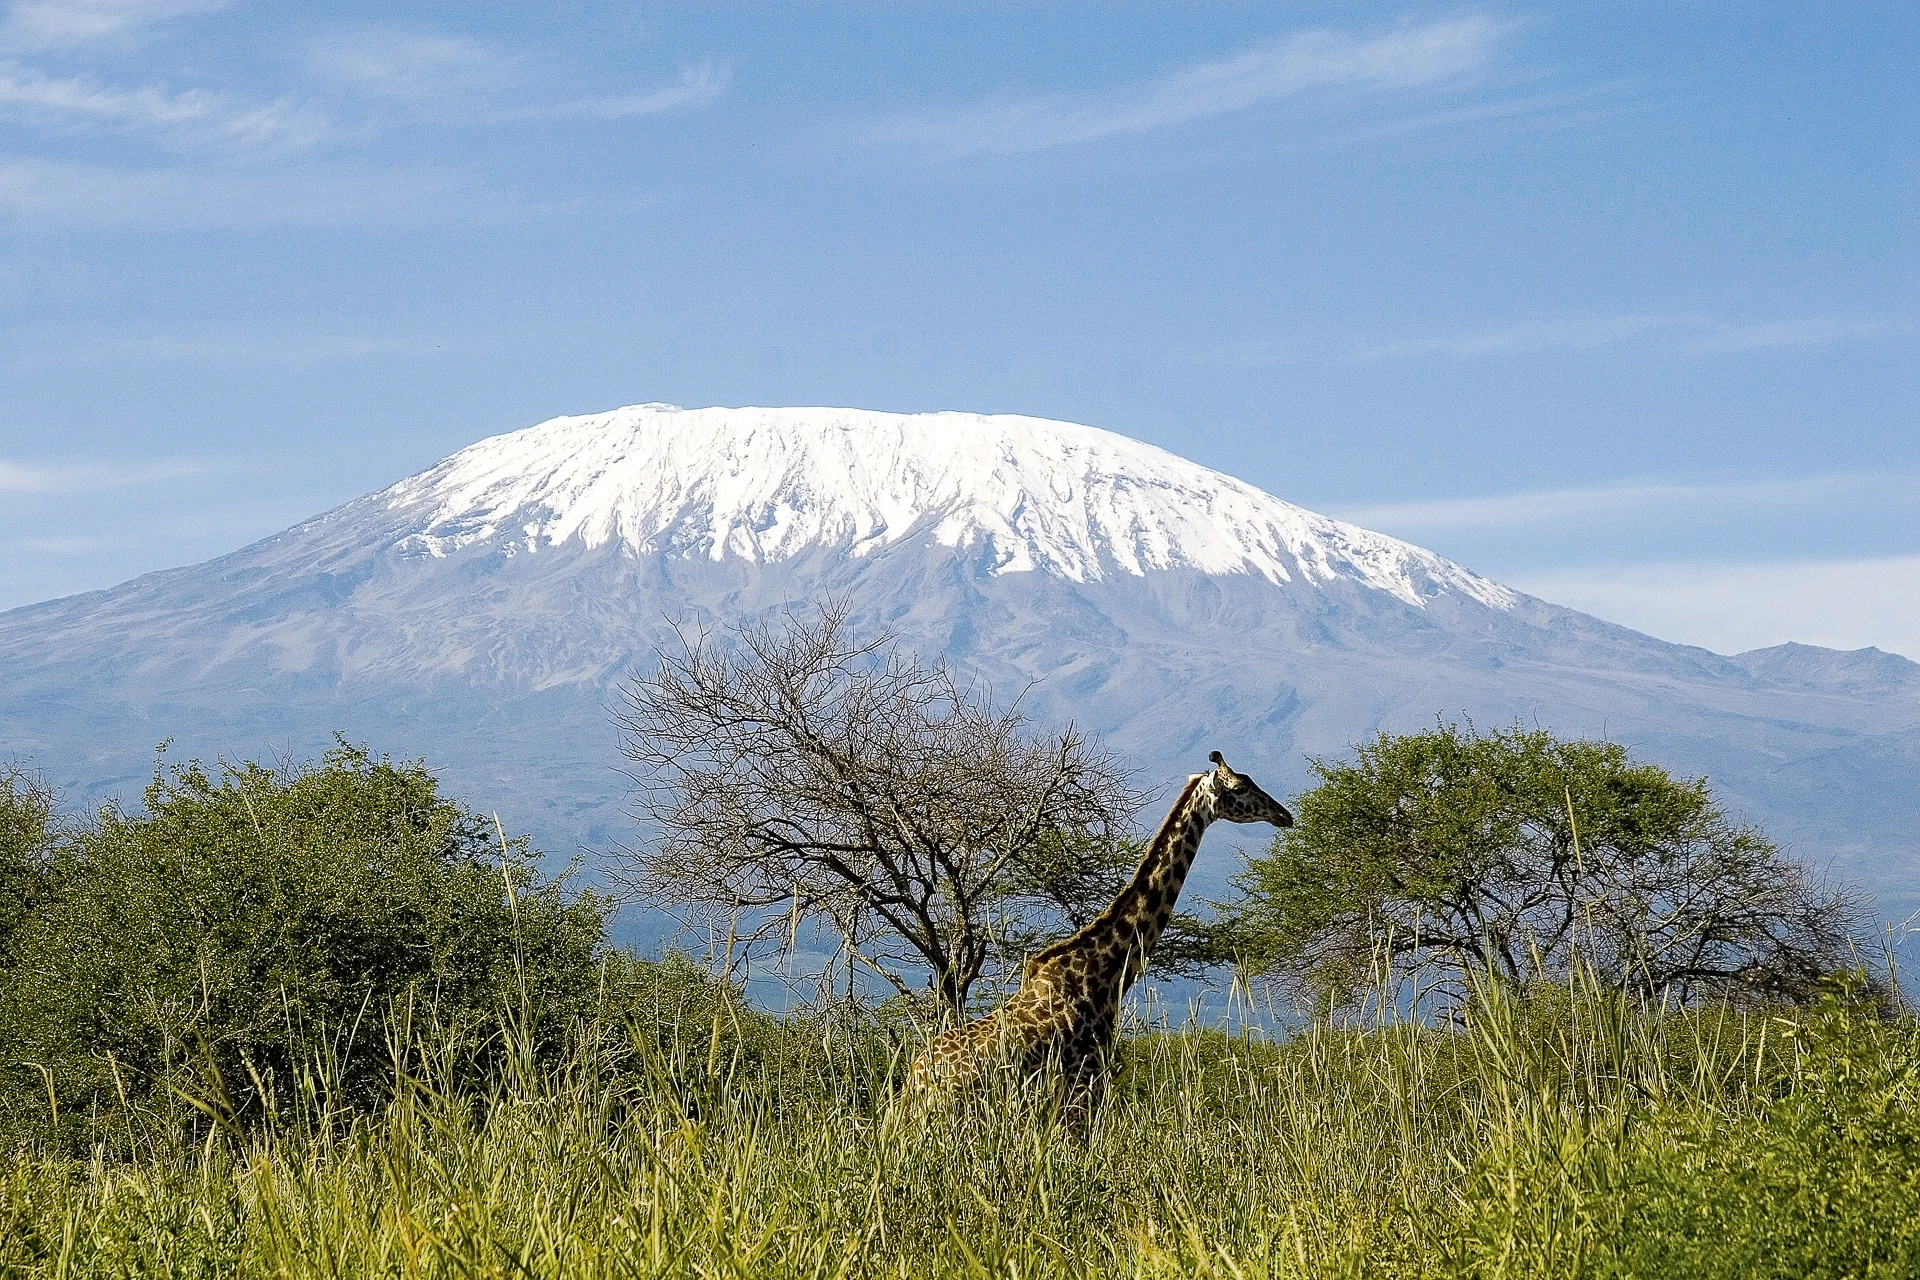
<box><xmin>904</xmin><ymin>751</ymin><xmax>1292</xmax><ymax>1111</ymax></box>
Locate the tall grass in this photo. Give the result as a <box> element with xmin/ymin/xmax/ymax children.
<box><xmin>1</xmin><ymin>964</ymin><xmax>1915</xmax><ymax>1278</ymax></box>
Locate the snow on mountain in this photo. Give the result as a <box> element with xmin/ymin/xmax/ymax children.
<box><xmin>377</xmin><ymin>404</ymin><xmax>1515</xmax><ymax>609</ymax></box>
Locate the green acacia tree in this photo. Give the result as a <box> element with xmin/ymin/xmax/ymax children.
<box><xmin>1216</xmin><ymin>724</ymin><xmax>1870</xmax><ymax>1011</ymax></box>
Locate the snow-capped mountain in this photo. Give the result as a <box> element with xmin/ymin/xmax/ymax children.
<box><xmin>376</xmin><ymin>404</ymin><xmax>1513</xmax><ymax>606</ymax></box>
<box><xmin>2</xmin><ymin>404</ymin><xmax>1915</xmax><ymax>939</ymax></box>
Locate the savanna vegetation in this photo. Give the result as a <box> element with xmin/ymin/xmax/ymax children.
<box><xmin>0</xmin><ymin>707</ymin><xmax>1911</xmax><ymax>1277</ymax></box>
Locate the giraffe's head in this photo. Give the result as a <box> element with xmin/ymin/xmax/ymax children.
<box><xmin>1203</xmin><ymin>751</ymin><xmax>1294</xmax><ymax>827</ymax></box>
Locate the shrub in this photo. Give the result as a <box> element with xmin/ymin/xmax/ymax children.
<box><xmin>1599</xmin><ymin>987</ymin><xmax>1920</xmax><ymax>1277</ymax></box>
<box><xmin>0</xmin><ymin>765</ymin><xmax>57</xmax><ymax>963</ymax></box>
<box><xmin>0</xmin><ymin>743</ymin><xmax>609</xmax><ymax>1152</ymax></box>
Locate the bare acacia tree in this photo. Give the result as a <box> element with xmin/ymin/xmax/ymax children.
<box><xmin>612</xmin><ymin>605</ymin><xmax>1142</xmax><ymax>1017</ymax></box>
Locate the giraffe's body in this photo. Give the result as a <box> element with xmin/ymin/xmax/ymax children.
<box><xmin>906</xmin><ymin>752</ymin><xmax>1292</xmax><ymax>1108</ymax></box>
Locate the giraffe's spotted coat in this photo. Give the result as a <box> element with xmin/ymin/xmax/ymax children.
<box><xmin>906</xmin><ymin>752</ymin><xmax>1292</xmax><ymax>1110</ymax></box>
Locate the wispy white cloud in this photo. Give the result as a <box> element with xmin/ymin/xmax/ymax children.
<box><xmin>0</xmin><ymin>457</ymin><xmax>205</xmax><ymax>493</ymax></box>
<box><xmin>1684</xmin><ymin>317</ymin><xmax>1900</xmax><ymax>354</ymax></box>
<box><xmin>1338</xmin><ymin>470</ymin><xmax>1911</xmax><ymax>534</ymax></box>
<box><xmin>1350</xmin><ymin>313</ymin><xmax>1906</xmax><ymax>363</ymax></box>
<box><xmin>1356</xmin><ymin>314</ymin><xmax>1686</xmax><ymax>362</ymax></box>
<box><xmin>0</xmin><ymin>16</ymin><xmax>720</xmax><ymax>162</ymax></box>
<box><xmin>14</xmin><ymin>534</ymin><xmax>113</xmax><ymax>553</ymax></box>
<box><xmin>113</xmin><ymin>332</ymin><xmax>418</xmax><ymax>361</ymax></box>
<box><xmin>0</xmin><ymin>155</ymin><xmax>542</xmax><ymax>228</ymax></box>
<box><xmin>14</xmin><ymin>327</ymin><xmax>428</xmax><ymax>365</ymax></box>
<box><xmin>310</xmin><ymin>28</ymin><xmax>727</xmax><ymax>124</ymax></box>
<box><xmin>1320</xmin><ymin>80</ymin><xmax>1647</xmax><ymax>149</ymax></box>
<box><xmin>0</xmin><ymin>60</ymin><xmax>328</xmax><ymax>151</ymax></box>
<box><xmin>527</xmin><ymin>61</ymin><xmax>729</xmax><ymax>121</ymax></box>
<box><xmin>0</xmin><ymin>0</ymin><xmax>223</xmax><ymax>51</ymax></box>
<box><xmin>1186</xmin><ymin>338</ymin><xmax>1297</xmax><ymax>368</ymax></box>
<box><xmin>308</xmin><ymin>28</ymin><xmax>506</xmax><ymax>102</ymax></box>
<box><xmin>1509</xmin><ymin>556</ymin><xmax>1920</xmax><ymax>661</ymax></box>
<box><xmin>885</xmin><ymin>13</ymin><xmax>1510</xmax><ymax>160</ymax></box>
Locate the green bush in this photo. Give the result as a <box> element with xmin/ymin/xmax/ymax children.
<box><xmin>0</xmin><ymin>765</ymin><xmax>57</xmax><ymax>960</ymax></box>
<box><xmin>1598</xmin><ymin>991</ymin><xmax>1920</xmax><ymax>1278</ymax></box>
<box><xmin>0</xmin><ymin>743</ymin><xmax>610</xmax><ymax>1152</ymax></box>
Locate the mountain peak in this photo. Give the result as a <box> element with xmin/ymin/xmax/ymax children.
<box><xmin>1729</xmin><ymin>641</ymin><xmax>1920</xmax><ymax>697</ymax></box>
<box><xmin>377</xmin><ymin>403</ymin><xmax>1514</xmax><ymax>610</ymax></box>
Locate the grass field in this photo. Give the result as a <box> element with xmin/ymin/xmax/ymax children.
<box><xmin>2</xmin><ymin>967</ymin><xmax>1916</xmax><ymax>1278</ymax></box>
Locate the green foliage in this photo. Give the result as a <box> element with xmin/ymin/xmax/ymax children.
<box><xmin>0</xmin><ymin>743</ymin><xmax>609</xmax><ymax>1151</ymax></box>
<box><xmin>0</xmin><ymin>765</ymin><xmax>56</xmax><ymax>960</ymax></box>
<box><xmin>1218</xmin><ymin>723</ymin><xmax>1868</xmax><ymax>1010</ymax></box>
<box><xmin>1595</xmin><ymin>991</ymin><xmax>1920</xmax><ymax>1277</ymax></box>
<box><xmin>1440</xmin><ymin>979</ymin><xmax>1920</xmax><ymax>1278</ymax></box>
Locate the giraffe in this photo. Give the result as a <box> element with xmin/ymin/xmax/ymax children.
<box><xmin>905</xmin><ymin>751</ymin><xmax>1292</xmax><ymax>1114</ymax></box>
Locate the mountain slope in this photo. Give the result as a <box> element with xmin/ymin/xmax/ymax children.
<box><xmin>2</xmin><ymin>404</ymin><xmax>1915</xmax><ymax>936</ymax></box>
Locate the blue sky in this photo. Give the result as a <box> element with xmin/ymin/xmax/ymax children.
<box><xmin>0</xmin><ymin>1</ymin><xmax>1914</xmax><ymax>655</ymax></box>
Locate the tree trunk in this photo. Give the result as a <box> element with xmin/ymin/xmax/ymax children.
<box><xmin>933</xmin><ymin>943</ymin><xmax>984</xmax><ymax>1021</ymax></box>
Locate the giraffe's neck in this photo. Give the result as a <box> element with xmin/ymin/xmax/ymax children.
<box><xmin>1033</xmin><ymin>775</ymin><xmax>1219</xmax><ymax>991</ymax></box>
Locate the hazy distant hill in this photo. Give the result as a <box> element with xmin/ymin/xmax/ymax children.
<box><xmin>3</xmin><ymin>404</ymin><xmax>1915</xmax><ymax>944</ymax></box>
